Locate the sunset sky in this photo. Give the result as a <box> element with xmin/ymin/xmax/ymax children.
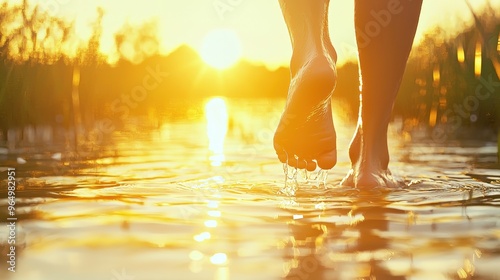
<box><xmin>4</xmin><ymin>0</ymin><xmax>500</xmax><ymax>68</ymax></box>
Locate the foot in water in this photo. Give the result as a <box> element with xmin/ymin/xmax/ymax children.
<box><xmin>273</xmin><ymin>53</ymin><xmax>337</xmax><ymax>171</ymax></box>
<box><xmin>275</xmin><ymin>0</ymin><xmax>422</xmax><ymax>188</ymax></box>
<box><xmin>340</xmin><ymin>127</ymin><xmax>402</xmax><ymax>188</ymax></box>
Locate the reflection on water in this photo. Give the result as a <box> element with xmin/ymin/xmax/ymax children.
<box><xmin>205</xmin><ymin>97</ymin><xmax>228</xmax><ymax>167</ymax></box>
<box><xmin>0</xmin><ymin>97</ymin><xmax>499</xmax><ymax>280</ymax></box>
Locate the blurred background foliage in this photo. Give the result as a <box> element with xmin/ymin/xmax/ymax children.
<box><xmin>0</xmin><ymin>0</ymin><xmax>499</xmax><ymax>145</ymax></box>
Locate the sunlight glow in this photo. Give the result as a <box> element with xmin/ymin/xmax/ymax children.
<box><xmin>205</xmin><ymin>220</ymin><xmax>218</xmax><ymax>228</ymax></box>
<box><xmin>210</xmin><ymin>253</ymin><xmax>228</xmax><ymax>265</ymax></box>
<box><xmin>207</xmin><ymin>200</ymin><xmax>220</xmax><ymax>208</ymax></box>
<box><xmin>208</xmin><ymin>210</ymin><xmax>221</xmax><ymax>217</ymax></box>
<box><xmin>205</xmin><ymin>98</ymin><xmax>228</xmax><ymax>166</ymax></box>
<box><xmin>200</xmin><ymin>29</ymin><xmax>242</xmax><ymax>70</ymax></box>
<box><xmin>432</xmin><ymin>65</ymin><xmax>440</xmax><ymax>86</ymax></box>
<box><xmin>429</xmin><ymin>107</ymin><xmax>438</xmax><ymax>127</ymax></box>
<box><xmin>5</xmin><ymin>0</ymin><xmax>498</xmax><ymax>67</ymax></box>
<box><xmin>475</xmin><ymin>41</ymin><xmax>482</xmax><ymax>77</ymax></box>
<box><xmin>457</xmin><ymin>43</ymin><xmax>465</xmax><ymax>63</ymax></box>
<box><xmin>194</xmin><ymin>232</ymin><xmax>211</xmax><ymax>242</ymax></box>
<box><xmin>497</xmin><ymin>33</ymin><xmax>500</xmax><ymax>53</ymax></box>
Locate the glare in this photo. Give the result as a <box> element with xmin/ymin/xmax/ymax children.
<box><xmin>208</xmin><ymin>210</ymin><xmax>221</xmax><ymax>217</ymax></box>
<box><xmin>205</xmin><ymin>97</ymin><xmax>228</xmax><ymax>166</ymax></box>
<box><xmin>497</xmin><ymin>33</ymin><xmax>500</xmax><ymax>53</ymax></box>
<box><xmin>315</xmin><ymin>202</ymin><xmax>326</xmax><ymax>210</ymax></box>
<box><xmin>204</xmin><ymin>220</ymin><xmax>218</xmax><ymax>228</ymax></box>
<box><xmin>200</xmin><ymin>29</ymin><xmax>242</xmax><ymax>70</ymax></box>
<box><xmin>432</xmin><ymin>65</ymin><xmax>440</xmax><ymax>85</ymax></box>
<box><xmin>211</xmin><ymin>176</ymin><xmax>225</xmax><ymax>184</ymax></box>
<box><xmin>194</xmin><ymin>232</ymin><xmax>211</xmax><ymax>242</ymax></box>
<box><xmin>475</xmin><ymin>41</ymin><xmax>482</xmax><ymax>77</ymax></box>
<box><xmin>457</xmin><ymin>43</ymin><xmax>465</xmax><ymax>63</ymax></box>
<box><xmin>207</xmin><ymin>200</ymin><xmax>220</xmax><ymax>209</ymax></box>
<box><xmin>71</xmin><ymin>188</ymin><xmax>98</xmax><ymax>198</ymax></box>
<box><xmin>210</xmin><ymin>253</ymin><xmax>228</xmax><ymax>265</ymax></box>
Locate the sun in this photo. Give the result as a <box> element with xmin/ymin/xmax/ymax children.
<box><xmin>200</xmin><ymin>29</ymin><xmax>242</xmax><ymax>70</ymax></box>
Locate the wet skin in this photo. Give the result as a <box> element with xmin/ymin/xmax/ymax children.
<box><xmin>275</xmin><ymin>0</ymin><xmax>423</xmax><ymax>187</ymax></box>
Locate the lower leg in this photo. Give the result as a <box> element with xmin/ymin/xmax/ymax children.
<box><xmin>279</xmin><ymin>0</ymin><xmax>335</xmax><ymax>74</ymax></box>
<box><xmin>342</xmin><ymin>0</ymin><xmax>422</xmax><ymax>187</ymax></box>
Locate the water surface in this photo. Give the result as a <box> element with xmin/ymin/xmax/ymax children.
<box><xmin>1</xmin><ymin>97</ymin><xmax>499</xmax><ymax>280</ymax></box>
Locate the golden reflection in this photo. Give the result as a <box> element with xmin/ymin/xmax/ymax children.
<box><xmin>193</xmin><ymin>193</ymin><xmax>221</xmax><ymax>244</ymax></box>
<box><xmin>497</xmin><ymin>33</ymin><xmax>500</xmax><ymax>53</ymax></box>
<box><xmin>457</xmin><ymin>268</ymin><xmax>468</xmax><ymax>279</ymax></box>
<box><xmin>210</xmin><ymin>253</ymin><xmax>228</xmax><ymax>265</ymax></box>
<box><xmin>189</xmin><ymin>250</ymin><xmax>204</xmax><ymax>261</ymax></box>
<box><xmin>204</xmin><ymin>220</ymin><xmax>218</xmax><ymax>228</ymax></box>
<box><xmin>474</xmin><ymin>249</ymin><xmax>482</xmax><ymax>258</ymax></box>
<box><xmin>71</xmin><ymin>66</ymin><xmax>82</xmax><ymax>131</ymax></box>
<box><xmin>189</xmin><ymin>190</ymin><xmax>228</xmax><ymax>279</ymax></box>
<box><xmin>205</xmin><ymin>97</ymin><xmax>228</xmax><ymax>166</ymax></box>
<box><xmin>207</xmin><ymin>200</ymin><xmax>220</xmax><ymax>208</ymax></box>
<box><xmin>72</xmin><ymin>67</ymin><xmax>81</xmax><ymax>86</ymax></box>
<box><xmin>457</xmin><ymin>43</ymin><xmax>465</xmax><ymax>63</ymax></box>
<box><xmin>194</xmin><ymin>232</ymin><xmax>211</xmax><ymax>242</ymax></box>
<box><xmin>70</xmin><ymin>188</ymin><xmax>98</xmax><ymax>198</ymax></box>
<box><xmin>280</xmin><ymin>191</ymin><xmax>418</xmax><ymax>279</ymax></box>
<box><xmin>214</xmin><ymin>267</ymin><xmax>230</xmax><ymax>280</ymax></box>
<box><xmin>208</xmin><ymin>210</ymin><xmax>221</xmax><ymax>217</ymax></box>
<box><xmin>432</xmin><ymin>65</ymin><xmax>440</xmax><ymax>86</ymax></box>
<box><xmin>475</xmin><ymin>41</ymin><xmax>482</xmax><ymax>77</ymax></box>
<box><xmin>429</xmin><ymin>107</ymin><xmax>438</xmax><ymax>127</ymax></box>
<box><xmin>315</xmin><ymin>202</ymin><xmax>326</xmax><ymax>211</ymax></box>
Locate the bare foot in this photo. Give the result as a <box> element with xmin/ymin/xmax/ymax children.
<box><xmin>274</xmin><ymin>54</ymin><xmax>337</xmax><ymax>171</ymax></box>
<box><xmin>340</xmin><ymin>126</ymin><xmax>401</xmax><ymax>188</ymax></box>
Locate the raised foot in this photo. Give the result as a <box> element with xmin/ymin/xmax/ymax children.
<box><xmin>274</xmin><ymin>55</ymin><xmax>337</xmax><ymax>171</ymax></box>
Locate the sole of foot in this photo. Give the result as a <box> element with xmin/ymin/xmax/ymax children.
<box><xmin>274</xmin><ymin>55</ymin><xmax>337</xmax><ymax>171</ymax></box>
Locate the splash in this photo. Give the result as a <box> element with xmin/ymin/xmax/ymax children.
<box><xmin>281</xmin><ymin>162</ymin><xmax>329</xmax><ymax>195</ymax></box>
<box><xmin>282</xmin><ymin>162</ymin><xmax>297</xmax><ymax>195</ymax></box>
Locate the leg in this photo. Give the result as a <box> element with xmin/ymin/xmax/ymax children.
<box><xmin>274</xmin><ymin>0</ymin><xmax>337</xmax><ymax>171</ymax></box>
<box><xmin>342</xmin><ymin>0</ymin><xmax>422</xmax><ymax>187</ymax></box>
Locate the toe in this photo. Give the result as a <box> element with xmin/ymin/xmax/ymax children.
<box><xmin>287</xmin><ymin>155</ymin><xmax>307</xmax><ymax>169</ymax></box>
<box><xmin>317</xmin><ymin>150</ymin><xmax>337</xmax><ymax>169</ymax></box>
<box><xmin>305</xmin><ymin>160</ymin><xmax>317</xmax><ymax>171</ymax></box>
<box><xmin>286</xmin><ymin>154</ymin><xmax>297</xmax><ymax>168</ymax></box>
<box><xmin>274</xmin><ymin>143</ymin><xmax>287</xmax><ymax>163</ymax></box>
<box><xmin>297</xmin><ymin>158</ymin><xmax>307</xmax><ymax>169</ymax></box>
<box><xmin>276</xmin><ymin>151</ymin><xmax>287</xmax><ymax>164</ymax></box>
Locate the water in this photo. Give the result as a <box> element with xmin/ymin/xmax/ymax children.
<box><xmin>0</xmin><ymin>97</ymin><xmax>499</xmax><ymax>280</ymax></box>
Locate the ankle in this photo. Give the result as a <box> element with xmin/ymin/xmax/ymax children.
<box><xmin>360</xmin><ymin>145</ymin><xmax>390</xmax><ymax>170</ymax></box>
<box><xmin>290</xmin><ymin>50</ymin><xmax>319</xmax><ymax>75</ymax></box>
<box><xmin>349</xmin><ymin>132</ymin><xmax>390</xmax><ymax>170</ymax></box>
<box><xmin>290</xmin><ymin>46</ymin><xmax>335</xmax><ymax>75</ymax></box>
<box><xmin>323</xmin><ymin>39</ymin><xmax>337</xmax><ymax>63</ymax></box>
